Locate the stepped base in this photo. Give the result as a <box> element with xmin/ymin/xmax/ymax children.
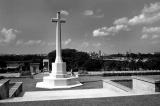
<box><xmin>36</xmin><ymin>62</ymin><xmax>82</xmax><ymax>89</ymax></box>
<box><xmin>36</xmin><ymin>75</ymin><xmax>82</xmax><ymax>89</ymax></box>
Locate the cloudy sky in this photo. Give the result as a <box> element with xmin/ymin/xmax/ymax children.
<box><xmin>0</xmin><ymin>0</ymin><xmax>160</xmax><ymax>54</ymax></box>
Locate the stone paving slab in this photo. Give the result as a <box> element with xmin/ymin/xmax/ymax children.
<box><xmin>0</xmin><ymin>87</ymin><xmax>159</xmax><ymax>103</ymax></box>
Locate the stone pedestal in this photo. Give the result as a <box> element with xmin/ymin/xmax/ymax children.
<box><xmin>36</xmin><ymin>62</ymin><xmax>82</xmax><ymax>89</ymax></box>
<box><xmin>50</xmin><ymin>62</ymin><xmax>67</xmax><ymax>78</ymax></box>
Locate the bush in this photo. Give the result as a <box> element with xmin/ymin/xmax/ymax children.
<box><xmin>82</xmin><ymin>59</ymin><xmax>103</xmax><ymax>71</ymax></box>
<box><xmin>78</xmin><ymin>70</ymin><xmax>88</xmax><ymax>75</ymax></box>
<box><xmin>7</xmin><ymin>69</ymin><xmax>19</xmax><ymax>73</ymax></box>
<box><xmin>0</xmin><ymin>76</ymin><xmax>5</xmax><ymax>79</ymax></box>
<box><xmin>0</xmin><ymin>69</ymin><xmax>7</xmax><ymax>73</ymax></box>
<box><xmin>21</xmin><ymin>71</ymin><xmax>31</xmax><ymax>76</ymax></box>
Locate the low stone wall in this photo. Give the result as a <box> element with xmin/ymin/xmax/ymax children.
<box><xmin>86</xmin><ymin>70</ymin><xmax>160</xmax><ymax>76</ymax></box>
<box><xmin>0</xmin><ymin>73</ymin><xmax>21</xmax><ymax>77</ymax></box>
<box><xmin>0</xmin><ymin>79</ymin><xmax>10</xmax><ymax>99</ymax></box>
<box><xmin>9</xmin><ymin>82</ymin><xmax>23</xmax><ymax>97</ymax></box>
<box><xmin>132</xmin><ymin>76</ymin><xmax>160</xmax><ymax>93</ymax></box>
<box><xmin>103</xmin><ymin>79</ymin><xmax>132</xmax><ymax>93</ymax></box>
<box><xmin>104</xmin><ymin>70</ymin><xmax>160</xmax><ymax>76</ymax></box>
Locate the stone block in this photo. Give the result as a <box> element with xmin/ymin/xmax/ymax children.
<box><xmin>103</xmin><ymin>80</ymin><xmax>132</xmax><ymax>93</ymax></box>
<box><xmin>51</xmin><ymin>62</ymin><xmax>67</xmax><ymax>76</ymax></box>
<box><xmin>0</xmin><ymin>79</ymin><xmax>10</xmax><ymax>99</ymax></box>
<box><xmin>132</xmin><ymin>75</ymin><xmax>160</xmax><ymax>93</ymax></box>
<box><xmin>9</xmin><ymin>82</ymin><xmax>23</xmax><ymax>98</ymax></box>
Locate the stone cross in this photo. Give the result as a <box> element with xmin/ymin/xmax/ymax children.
<box><xmin>36</xmin><ymin>11</ymin><xmax>82</xmax><ymax>89</ymax></box>
<box><xmin>52</xmin><ymin>12</ymin><xmax>65</xmax><ymax>63</ymax></box>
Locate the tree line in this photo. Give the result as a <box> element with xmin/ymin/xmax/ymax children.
<box><xmin>0</xmin><ymin>49</ymin><xmax>160</xmax><ymax>72</ymax></box>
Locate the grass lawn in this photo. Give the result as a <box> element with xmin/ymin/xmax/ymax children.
<box><xmin>112</xmin><ymin>79</ymin><xmax>132</xmax><ymax>88</ymax></box>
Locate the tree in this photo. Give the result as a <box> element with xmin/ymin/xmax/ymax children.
<box><xmin>0</xmin><ymin>61</ymin><xmax>7</xmax><ymax>69</ymax></box>
<box><xmin>74</xmin><ymin>51</ymin><xmax>90</xmax><ymax>68</ymax></box>
<box><xmin>0</xmin><ymin>60</ymin><xmax>7</xmax><ymax>73</ymax></box>
<box><xmin>82</xmin><ymin>59</ymin><xmax>103</xmax><ymax>71</ymax></box>
<box><xmin>102</xmin><ymin>60</ymin><xmax>115</xmax><ymax>71</ymax></box>
<box><xmin>48</xmin><ymin>49</ymin><xmax>91</xmax><ymax>71</ymax></box>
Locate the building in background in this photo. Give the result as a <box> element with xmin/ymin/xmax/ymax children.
<box><xmin>30</xmin><ymin>63</ymin><xmax>40</xmax><ymax>75</ymax></box>
<box><xmin>43</xmin><ymin>59</ymin><xmax>49</xmax><ymax>72</ymax></box>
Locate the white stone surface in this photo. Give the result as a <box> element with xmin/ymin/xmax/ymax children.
<box><xmin>132</xmin><ymin>76</ymin><xmax>160</xmax><ymax>93</ymax></box>
<box><xmin>30</xmin><ymin>63</ymin><xmax>40</xmax><ymax>75</ymax></box>
<box><xmin>36</xmin><ymin>62</ymin><xmax>82</xmax><ymax>89</ymax></box>
<box><xmin>133</xmin><ymin>78</ymin><xmax>156</xmax><ymax>93</ymax></box>
<box><xmin>43</xmin><ymin>59</ymin><xmax>49</xmax><ymax>72</ymax></box>
<box><xmin>36</xmin><ymin>76</ymin><xmax>82</xmax><ymax>89</ymax></box>
<box><xmin>36</xmin><ymin>12</ymin><xmax>82</xmax><ymax>89</ymax></box>
<box><xmin>0</xmin><ymin>86</ymin><xmax>159</xmax><ymax>103</ymax></box>
<box><xmin>103</xmin><ymin>81</ymin><xmax>129</xmax><ymax>93</ymax></box>
<box><xmin>51</xmin><ymin>62</ymin><xmax>67</xmax><ymax>77</ymax></box>
<box><xmin>52</xmin><ymin>11</ymin><xmax>65</xmax><ymax>63</ymax></box>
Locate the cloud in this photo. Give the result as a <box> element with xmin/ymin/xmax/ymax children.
<box><xmin>152</xmin><ymin>34</ymin><xmax>159</xmax><ymax>39</ymax></box>
<box><xmin>60</xmin><ymin>10</ymin><xmax>69</xmax><ymax>16</ymax></box>
<box><xmin>129</xmin><ymin>2</ymin><xmax>160</xmax><ymax>25</ymax></box>
<box><xmin>141</xmin><ymin>34</ymin><xmax>149</xmax><ymax>39</ymax></box>
<box><xmin>24</xmin><ymin>40</ymin><xmax>42</xmax><ymax>45</ymax></box>
<box><xmin>93</xmin><ymin>28</ymin><xmax>109</xmax><ymax>37</ymax></box>
<box><xmin>93</xmin><ymin>2</ymin><xmax>160</xmax><ymax>37</ymax></box>
<box><xmin>141</xmin><ymin>26</ymin><xmax>160</xmax><ymax>39</ymax></box>
<box><xmin>83</xmin><ymin>10</ymin><xmax>104</xmax><ymax>18</ymax></box>
<box><xmin>16</xmin><ymin>40</ymin><xmax>44</xmax><ymax>46</ymax></box>
<box><xmin>114</xmin><ymin>17</ymin><xmax>129</xmax><ymax>25</ymax></box>
<box><xmin>16</xmin><ymin>40</ymin><xmax>24</xmax><ymax>45</ymax></box>
<box><xmin>81</xmin><ymin>42</ymin><xmax>89</xmax><ymax>48</ymax></box>
<box><xmin>16</xmin><ymin>40</ymin><xmax>56</xmax><ymax>47</ymax></box>
<box><xmin>83</xmin><ymin>10</ymin><xmax>94</xmax><ymax>16</ymax></box>
<box><xmin>47</xmin><ymin>42</ymin><xmax>55</xmax><ymax>46</ymax></box>
<box><xmin>142</xmin><ymin>27</ymin><xmax>160</xmax><ymax>33</ymax></box>
<box><xmin>64</xmin><ymin>38</ymin><xmax>72</xmax><ymax>45</ymax></box>
<box><xmin>151</xmin><ymin>40</ymin><xmax>159</xmax><ymax>44</ymax></box>
<box><xmin>142</xmin><ymin>2</ymin><xmax>160</xmax><ymax>14</ymax></box>
<box><xmin>107</xmin><ymin>25</ymin><xmax>129</xmax><ymax>34</ymax></box>
<box><xmin>0</xmin><ymin>28</ymin><xmax>18</xmax><ymax>43</ymax></box>
<box><xmin>114</xmin><ymin>2</ymin><xmax>160</xmax><ymax>26</ymax></box>
<box><xmin>92</xmin><ymin>43</ymin><xmax>101</xmax><ymax>47</ymax></box>
<box><xmin>94</xmin><ymin>14</ymin><xmax>104</xmax><ymax>18</ymax></box>
<box><xmin>93</xmin><ymin>25</ymin><xmax>129</xmax><ymax>37</ymax></box>
<box><xmin>128</xmin><ymin>14</ymin><xmax>160</xmax><ymax>25</ymax></box>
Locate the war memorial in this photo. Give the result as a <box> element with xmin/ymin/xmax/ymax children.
<box><xmin>0</xmin><ymin>11</ymin><xmax>160</xmax><ymax>106</ymax></box>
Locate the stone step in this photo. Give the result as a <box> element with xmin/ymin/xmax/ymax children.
<box><xmin>0</xmin><ymin>88</ymin><xmax>128</xmax><ymax>102</ymax></box>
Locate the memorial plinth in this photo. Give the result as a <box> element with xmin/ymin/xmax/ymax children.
<box><xmin>36</xmin><ymin>62</ymin><xmax>82</xmax><ymax>89</ymax></box>
<box><xmin>36</xmin><ymin>12</ymin><xmax>82</xmax><ymax>89</ymax></box>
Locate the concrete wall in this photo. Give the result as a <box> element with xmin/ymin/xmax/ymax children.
<box><xmin>43</xmin><ymin>59</ymin><xmax>49</xmax><ymax>72</ymax></box>
<box><xmin>0</xmin><ymin>79</ymin><xmax>10</xmax><ymax>99</ymax></box>
<box><xmin>103</xmin><ymin>80</ymin><xmax>132</xmax><ymax>93</ymax></box>
<box><xmin>133</xmin><ymin>78</ymin><xmax>156</xmax><ymax>92</ymax></box>
<box><xmin>9</xmin><ymin>82</ymin><xmax>23</xmax><ymax>97</ymax></box>
<box><xmin>155</xmin><ymin>83</ymin><xmax>160</xmax><ymax>92</ymax></box>
<box><xmin>30</xmin><ymin>63</ymin><xmax>40</xmax><ymax>75</ymax></box>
